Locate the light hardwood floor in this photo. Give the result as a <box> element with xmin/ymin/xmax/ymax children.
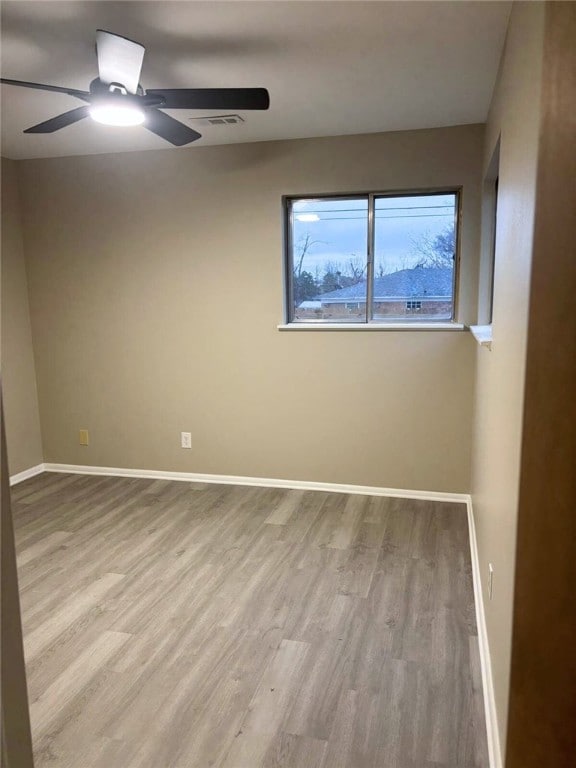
<box><xmin>11</xmin><ymin>472</ymin><xmax>488</xmax><ymax>767</ymax></box>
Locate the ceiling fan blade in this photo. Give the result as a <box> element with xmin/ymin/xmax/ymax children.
<box><xmin>144</xmin><ymin>109</ymin><xmax>202</xmax><ymax>146</ymax></box>
<box><xmin>146</xmin><ymin>88</ymin><xmax>270</xmax><ymax>110</ymax></box>
<box><xmin>1</xmin><ymin>78</ymin><xmax>90</xmax><ymax>101</ymax></box>
<box><xmin>23</xmin><ymin>106</ymin><xmax>91</xmax><ymax>134</ymax></box>
<box><xmin>96</xmin><ymin>30</ymin><xmax>144</xmax><ymax>94</ymax></box>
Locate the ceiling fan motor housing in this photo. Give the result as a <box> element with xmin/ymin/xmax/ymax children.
<box><xmin>88</xmin><ymin>78</ymin><xmax>165</xmax><ymax>108</ymax></box>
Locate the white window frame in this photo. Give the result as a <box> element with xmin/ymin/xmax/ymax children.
<box><xmin>281</xmin><ymin>188</ymin><xmax>464</xmax><ymax>331</ymax></box>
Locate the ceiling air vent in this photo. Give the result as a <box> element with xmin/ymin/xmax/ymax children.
<box><xmin>190</xmin><ymin>114</ymin><xmax>245</xmax><ymax>127</ymax></box>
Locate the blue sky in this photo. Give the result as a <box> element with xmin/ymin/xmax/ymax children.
<box><xmin>292</xmin><ymin>193</ymin><xmax>456</xmax><ymax>276</ymax></box>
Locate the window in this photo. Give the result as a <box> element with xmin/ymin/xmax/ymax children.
<box><xmin>477</xmin><ymin>138</ymin><xmax>500</xmax><ymax>329</ymax></box>
<box><xmin>284</xmin><ymin>190</ymin><xmax>460</xmax><ymax>325</ymax></box>
<box><xmin>488</xmin><ymin>177</ymin><xmax>498</xmax><ymax>323</ymax></box>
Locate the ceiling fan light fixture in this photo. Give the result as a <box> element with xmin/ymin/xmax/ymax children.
<box><xmin>89</xmin><ymin>102</ymin><xmax>145</xmax><ymax>127</ymax></box>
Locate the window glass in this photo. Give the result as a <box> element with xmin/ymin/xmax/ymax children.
<box><xmin>291</xmin><ymin>198</ymin><xmax>368</xmax><ymax>321</ymax></box>
<box><xmin>373</xmin><ymin>193</ymin><xmax>456</xmax><ymax>321</ymax></box>
<box><xmin>489</xmin><ymin>178</ymin><xmax>498</xmax><ymax>323</ymax></box>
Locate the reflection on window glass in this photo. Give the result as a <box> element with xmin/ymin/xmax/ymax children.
<box><xmin>291</xmin><ymin>198</ymin><xmax>368</xmax><ymax>321</ymax></box>
<box><xmin>373</xmin><ymin>194</ymin><xmax>456</xmax><ymax>320</ymax></box>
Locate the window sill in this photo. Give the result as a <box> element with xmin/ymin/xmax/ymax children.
<box><xmin>277</xmin><ymin>322</ymin><xmax>466</xmax><ymax>332</ymax></box>
<box><xmin>469</xmin><ymin>324</ymin><xmax>493</xmax><ymax>349</ymax></box>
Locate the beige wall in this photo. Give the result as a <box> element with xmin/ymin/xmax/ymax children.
<box><xmin>470</xmin><ymin>2</ymin><xmax>545</xmax><ymax>758</ymax></box>
<box><xmin>18</xmin><ymin>124</ymin><xmax>483</xmax><ymax>492</ymax></box>
<box><xmin>1</xmin><ymin>158</ymin><xmax>43</xmax><ymax>475</ymax></box>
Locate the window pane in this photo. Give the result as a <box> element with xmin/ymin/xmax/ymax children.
<box><xmin>373</xmin><ymin>193</ymin><xmax>457</xmax><ymax>321</ymax></box>
<box><xmin>290</xmin><ymin>197</ymin><xmax>368</xmax><ymax>321</ymax></box>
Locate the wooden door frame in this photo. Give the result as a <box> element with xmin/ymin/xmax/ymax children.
<box><xmin>1</xmin><ymin>386</ymin><xmax>35</xmax><ymax>766</ymax></box>
<box><xmin>505</xmin><ymin>3</ymin><xmax>576</xmax><ymax>766</ymax></box>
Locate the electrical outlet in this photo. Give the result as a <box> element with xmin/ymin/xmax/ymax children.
<box><xmin>79</xmin><ymin>429</ymin><xmax>89</xmax><ymax>446</ymax></box>
<box><xmin>488</xmin><ymin>563</ymin><xmax>494</xmax><ymax>600</ymax></box>
<box><xmin>181</xmin><ymin>432</ymin><xmax>192</xmax><ymax>449</ymax></box>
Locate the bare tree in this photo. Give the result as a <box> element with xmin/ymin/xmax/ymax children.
<box><xmin>294</xmin><ymin>233</ymin><xmax>323</xmax><ymax>279</ymax></box>
<box><xmin>346</xmin><ymin>254</ymin><xmax>366</xmax><ymax>283</ymax></box>
<box><xmin>409</xmin><ymin>223</ymin><xmax>455</xmax><ymax>268</ymax></box>
<box><xmin>293</xmin><ymin>232</ymin><xmax>326</xmax><ymax>305</ymax></box>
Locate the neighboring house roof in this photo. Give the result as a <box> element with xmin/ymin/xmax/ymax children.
<box><xmin>315</xmin><ymin>266</ymin><xmax>453</xmax><ymax>302</ymax></box>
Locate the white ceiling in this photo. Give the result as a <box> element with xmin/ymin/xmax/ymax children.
<box><xmin>0</xmin><ymin>1</ymin><xmax>511</xmax><ymax>160</ymax></box>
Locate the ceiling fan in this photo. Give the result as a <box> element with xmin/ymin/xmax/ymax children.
<box><xmin>0</xmin><ymin>29</ymin><xmax>270</xmax><ymax>146</ymax></box>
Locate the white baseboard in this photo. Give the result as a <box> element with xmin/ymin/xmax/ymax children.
<box><xmin>466</xmin><ymin>498</ymin><xmax>501</xmax><ymax>768</ymax></box>
<box><xmin>41</xmin><ymin>463</ymin><xmax>469</xmax><ymax>504</ymax></box>
<box><xmin>10</xmin><ymin>460</ymin><xmax>496</xmax><ymax>762</ymax></box>
<box><xmin>9</xmin><ymin>463</ymin><xmax>46</xmax><ymax>486</ymax></box>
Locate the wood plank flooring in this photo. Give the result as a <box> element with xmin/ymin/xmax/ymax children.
<box><xmin>11</xmin><ymin>472</ymin><xmax>488</xmax><ymax>767</ymax></box>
